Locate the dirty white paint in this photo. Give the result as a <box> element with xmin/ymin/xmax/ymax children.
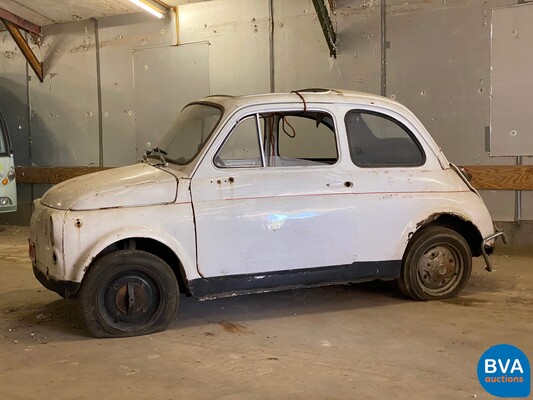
<box><xmin>30</xmin><ymin>90</ymin><xmax>497</xmax><ymax>289</ymax></box>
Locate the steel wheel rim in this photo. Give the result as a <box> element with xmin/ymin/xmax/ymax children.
<box><xmin>416</xmin><ymin>243</ymin><xmax>464</xmax><ymax>296</ymax></box>
<box><xmin>98</xmin><ymin>270</ymin><xmax>163</xmax><ymax>330</ymax></box>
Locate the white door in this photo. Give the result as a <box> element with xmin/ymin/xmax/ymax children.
<box><xmin>191</xmin><ymin>107</ymin><xmax>359</xmax><ymax>279</ymax></box>
<box><xmin>0</xmin><ymin>114</ymin><xmax>16</xmax><ymax>213</ymax></box>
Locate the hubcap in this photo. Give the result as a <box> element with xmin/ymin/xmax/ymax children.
<box><xmin>417</xmin><ymin>245</ymin><xmax>462</xmax><ymax>293</ymax></box>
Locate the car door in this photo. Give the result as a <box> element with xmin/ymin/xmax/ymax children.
<box><xmin>190</xmin><ymin>104</ymin><xmax>361</xmax><ymax>283</ymax></box>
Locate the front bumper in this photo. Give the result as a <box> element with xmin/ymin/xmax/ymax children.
<box><xmin>481</xmin><ymin>231</ymin><xmax>508</xmax><ymax>272</ymax></box>
<box><xmin>30</xmin><ymin>245</ymin><xmax>80</xmax><ymax>299</ymax></box>
<box><xmin>32</xmin><ymin>261</ymin><xmax>80</xmax><ymax>299</ymax></box>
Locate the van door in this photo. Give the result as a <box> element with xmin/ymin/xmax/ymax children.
<box><xmin>0</xmin><ymin>113</ymin><xmax>17</xmax><ymax>213</ymax></box>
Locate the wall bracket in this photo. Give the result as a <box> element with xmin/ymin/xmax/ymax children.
<box><xmin>1</xmin><ymin>8</ymin><xmax>43</xmax><ymax>82</ymax></box>
<box><xmin>312</xmin><ymin>0</ymin><xmax>337</xmax><ymax>57</ymax></box>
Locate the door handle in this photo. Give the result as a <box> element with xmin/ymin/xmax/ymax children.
<box><xmin>327</xmin><ymin>181</ymin><xmax>353</xmax><ymax>188</ymax></box>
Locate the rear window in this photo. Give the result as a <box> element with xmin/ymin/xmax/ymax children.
<box><xmin>345</xmin><ymin>110</ymin><xmax>425</xmax><ymax>167</ymax></box>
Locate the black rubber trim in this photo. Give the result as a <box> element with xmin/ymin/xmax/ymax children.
<box><xmin>188</xmin><ymin>260</ymin><xmax>401</xmax><ymax>299</ymax></box>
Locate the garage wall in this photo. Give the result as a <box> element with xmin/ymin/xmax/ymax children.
<box><xmin>0</xmin><ymin>0</ymin><xmax>531</xmax><ymax>225</ymax></box>
<box><xmin>0</xmin><ymin>11</ymin><xmax>199</xmax><ymax>223</ymax></box>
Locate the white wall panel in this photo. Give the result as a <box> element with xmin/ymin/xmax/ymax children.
<box><xmin>178</xmin><ymin>0</ymin><xmax>270</xmax><ymax>95</ymax></box>
<box><xmin>29</xmin><ymin>20</ymin><xmax>99</xmax><ymax>166</ymax></box>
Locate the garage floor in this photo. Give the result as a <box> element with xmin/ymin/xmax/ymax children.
<box><xmin>0</xmin><ymin>226</ymin><xmax>531</xmax><ymax>400</ymax></box>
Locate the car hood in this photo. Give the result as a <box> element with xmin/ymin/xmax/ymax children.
<box><xmin>41</xmin><ymin>164</ymin><xmax>179</xmax><ymax>211</ymax></box>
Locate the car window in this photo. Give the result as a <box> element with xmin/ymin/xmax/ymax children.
<box><xmin>278</xmin><ymin>114</ymin><xmax>336</xmax><ymax>158</ymax></box>
<box><xmin>266</xmin><ymin>111</ymin><xmax>337</xmax><ymax>167</ymax></box>
<box><xmin>160</xmin><ymin>103</ymin><xmax>222</xmax><ymax>165</ymax></box>
<box><xmin>215</xmin><ymin>116</ymin><xmax>262</xmax><ymax>168</ymax></box>
<box><xmin>345</xmin><ymin>110</ymin><xmax>425</xmax><ymax>167</ymax></box>
<box><xmin>215</xmin><ymin>111</ymin><xmax>337</xmax><ymax>169</ymax></box>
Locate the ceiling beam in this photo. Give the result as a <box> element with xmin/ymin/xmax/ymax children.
<box><xmin>0</xmin><ymin>7</ymin><xmax>41</xmax><ymax>36</ymax></box>
<box><xmin>2</xmin><ymin>19</ymin><xmax>44</xmax><ymax>82</ymax></box>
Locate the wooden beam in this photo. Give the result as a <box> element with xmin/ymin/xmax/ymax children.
<box><xmin>15</xmin><ymin>166</ymin><xmax>110</xmax><ymax>185</ymax></box>
<box><xmin>13</xmin><ymin>165</ymin><xmax>533</xmax><ymax>190</ymax></box>
<box><xmin>462</xmin><ymin>165</ymin><xmax>533</xmax><ymax>191</ymax></box>
<box><xmin>2</xmin><ymin>19</ymin><xmax>44</xmax><ymax>82</ymax></box>
<box><xmin>0</xmin><ymin>7</ymin><xmax>41</xmax><ymax>36</ymax></box>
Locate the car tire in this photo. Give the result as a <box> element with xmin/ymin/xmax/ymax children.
<box><xmin>78</xmin><ymin>250</ymin><xmax>179</xmax><ymax>338</ymax></box>
<box><xmin>398</xmin><ymin>226</ymin><xmax>472</xmax><ymax>301</ymax></box>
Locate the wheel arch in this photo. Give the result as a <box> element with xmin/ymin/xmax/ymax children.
<box><xmin>409</xmin><ymin>212</ymin><xmax>483</xmax><ymax>258</ymax></box>
<box><xmin>71</xmin><ymin>228</ymin><xmax>197</xmax><ymax>297</ymax></box>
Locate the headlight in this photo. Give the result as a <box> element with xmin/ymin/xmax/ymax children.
<box><xmin>0</xmin><ymin>197</ymin><xmax>13</xmax><ymax>206</ymax></box>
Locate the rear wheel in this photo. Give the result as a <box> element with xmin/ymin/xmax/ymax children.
<box><xmin>399</xmin><ymin>226</ymin><xmax>472</xmax><ymax>300</ymax></box>
<box><xmin>79</xmin><ymin>250</ymin><xmax>179</xmax><ymax>338</ymax></box>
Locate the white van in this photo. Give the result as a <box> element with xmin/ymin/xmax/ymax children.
<box><xmin>0</xmin><ymin>113</ymin><xmax>16</xmax><ymax>213</ymax></box>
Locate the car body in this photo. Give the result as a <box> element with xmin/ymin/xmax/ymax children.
<box><xmin>29</xmin><ymin>89</ymin><xmax>505</xmax><ymax>338</ymax></box>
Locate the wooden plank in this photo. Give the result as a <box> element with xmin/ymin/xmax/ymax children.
<box><xmin>13</xmin><ymin>165</ymin><xmax>533</xmax><ymax>190</ymax></box>
<box><xmin>462</xmin><ymin>165</ymin><xmax>533</xmax><ymax>190</ymax></box>
<box><xmin>15</xmin><ymin>166</ymin><xmax>110</xmax><ymax>185</ymax></box>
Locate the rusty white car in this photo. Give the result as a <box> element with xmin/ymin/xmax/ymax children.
<box><xmin>29</xmin><ymin>89</ymin><xmax>506</xmax><ymax>338</ymax></box>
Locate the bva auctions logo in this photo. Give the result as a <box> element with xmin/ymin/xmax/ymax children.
<box><xmin>477</xmin><ymin>344</ymin><xmax>531</xmax><ymax>398</ymax></box>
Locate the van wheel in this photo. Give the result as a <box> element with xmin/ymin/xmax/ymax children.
<box><xmin>399</xmin><ymin>226</ymin><xmax>472</xmax><ymax>300</ymax></box>
<box><xmin>79</xmin><ymin>250</ymin><xmax>179</xmax><ymax>338</ymax></box>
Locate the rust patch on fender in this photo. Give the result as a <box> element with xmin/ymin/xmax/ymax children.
<box><xmin>416</xmin><ymin>213</ymin><xmax>441</xmax><ymax>229</ymax></box>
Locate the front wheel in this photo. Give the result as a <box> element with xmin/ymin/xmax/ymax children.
<box><xmin>398</xmin><ymin>226</ymin><xmax>472</xmax><ymax>301</ymax></box>
<box><xmin>78</xmin><ymin>250</ymin><xmax>179</xmax><ymax>338</ymax></box>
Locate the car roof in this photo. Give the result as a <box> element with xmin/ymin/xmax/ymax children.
<box><xmin>199</xmin><ymin>89</ymin><xmax>408</xmax><ymax>114</ymax></box>
<box><xmin>194</xmin><ymin>88</ymin><xmax>451</xmax><ymax>170</ymax></box>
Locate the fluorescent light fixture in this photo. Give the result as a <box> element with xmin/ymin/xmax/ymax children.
<box><xmin>128</xmin><ymin>0</ymin><xmax>167</xmax><ymax>19</ymax></box>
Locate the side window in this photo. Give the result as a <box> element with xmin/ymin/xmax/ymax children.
<box><xmin>215</xmin><ymin>116</ymin><xmax>262</xmax><ymax>168</ymax></box>
<box><xmin>271</xmin><ymin>112</ymin><xmax>337</xmax><ymax>166</ymax></box>
<box><xmin>345</xmin><ymin>111</ymin><xmax>425</xmax><ymax>167</ymax></box>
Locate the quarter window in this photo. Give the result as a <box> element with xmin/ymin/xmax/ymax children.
<box><xmin>345</xmin><ymin>111</ymin><xmax>425</xmax><ymax>167</ymax></box>
<box><xmin>215</xmin><ymin>116</ymin><xmax>262</xmax><ymax>168</ymax></box>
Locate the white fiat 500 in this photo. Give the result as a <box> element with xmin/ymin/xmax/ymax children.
<box><xmin>29</xmin><ymin>89</ymin><xmax>506</xmax><ymax>338</ymax></box>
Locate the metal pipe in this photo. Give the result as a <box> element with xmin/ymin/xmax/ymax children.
<box><xmin>25</xmin><ymin>47</ymin><xmax>34</xmax><ymax>203</ymax></box>
<box><xmin>380</xmin><ymin>0</ymin><xmax>387</xmax><ymax>97</ymax></box>
<box><xmin>93</xmin><ymin>18</ymin><xmax>104</xmax><ymax>167</ymax></box>
<box><xmin>269</xmin><ymin>0</ymin><xmax>275</xmax><ymax>93</ymax></box>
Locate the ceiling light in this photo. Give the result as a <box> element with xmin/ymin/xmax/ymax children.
<box><xmin>128</xmin><ymin>0</ymin><xmax>167</xmax><ymax>19</ymax></box>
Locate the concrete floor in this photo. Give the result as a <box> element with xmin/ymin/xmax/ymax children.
<box><xmin>0</xmin><ymin>226</ymin><xmax>531</xmax><ymax>400</ymax></box>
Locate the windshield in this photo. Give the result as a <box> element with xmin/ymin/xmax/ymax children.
<box><xmin>157</xmin><ymin>103</ymin><xmax>222</xmax><ymax>165</ymax></box>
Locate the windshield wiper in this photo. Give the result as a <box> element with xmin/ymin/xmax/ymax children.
<box><xmin>144</xmin><ymin>147</ymin><xmax>168</xmax><ymax>166</ymax></box>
